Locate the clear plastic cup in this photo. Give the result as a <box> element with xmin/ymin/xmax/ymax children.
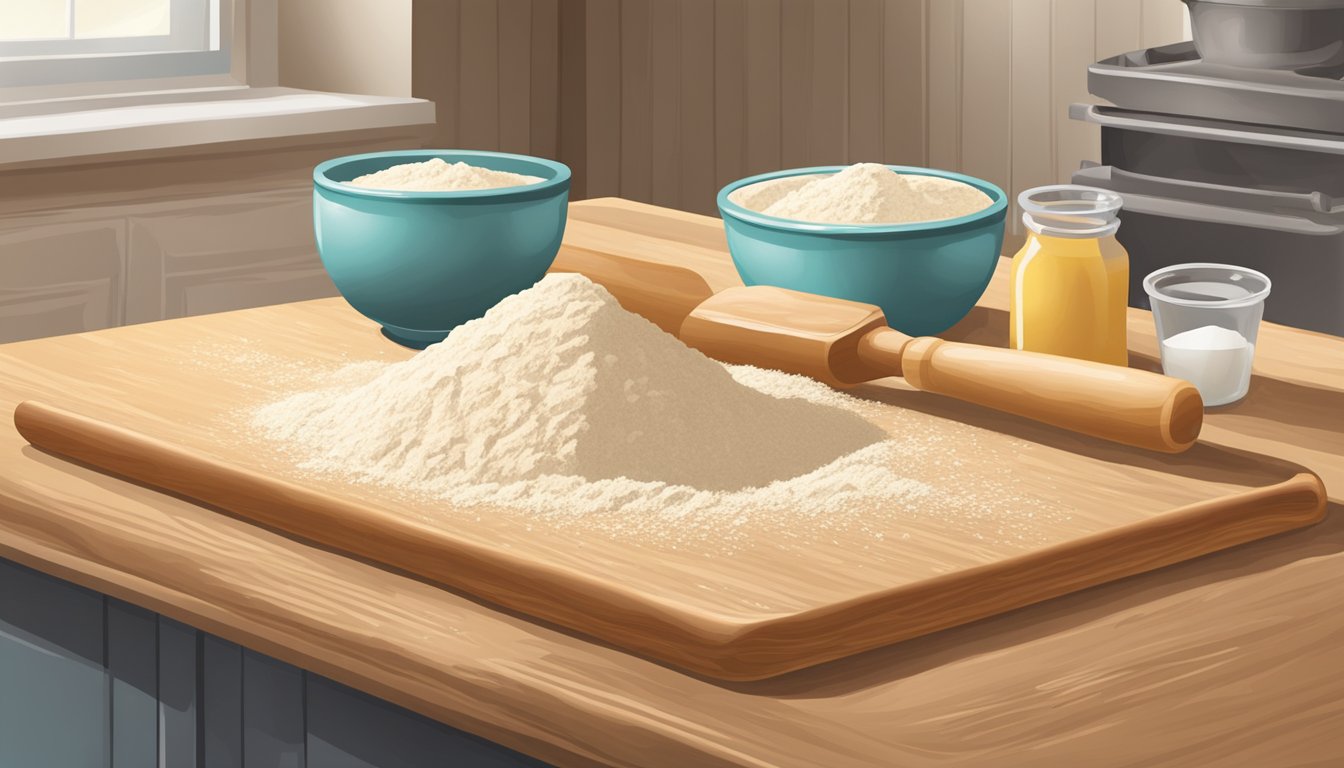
<box><xmin>1143</xmin><ymin>263</ymin><xmax>1271</xmax><ymax>407</ymax></box>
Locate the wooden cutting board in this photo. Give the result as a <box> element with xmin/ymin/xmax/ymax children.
<box><xmin>9</xmin><ymin>299</ymin><xmax>1326</xmax><ymax>682</ymax></box>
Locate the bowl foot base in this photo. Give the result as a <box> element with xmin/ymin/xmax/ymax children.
<box><xmin>380</xmin><ymin>325</ymin><xmax>450</xmax><ymax>350</ymax></box>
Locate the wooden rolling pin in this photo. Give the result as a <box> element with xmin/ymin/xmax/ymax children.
<box><xmin>551</xmin><ymin>246</ymin><xmax>1203</xmax><ymax>453</ymax></box>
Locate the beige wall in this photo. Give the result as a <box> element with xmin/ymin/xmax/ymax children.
<box><xmin>279</xmin><ymin>0</ymin><xmax>415</xmax><ymax>97</ymax></box>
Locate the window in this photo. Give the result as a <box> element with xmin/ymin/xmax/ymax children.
<box><xmin>0</xmin><ymin>0</ymin><xmax>232</xmax><ymax>89</ymax></box>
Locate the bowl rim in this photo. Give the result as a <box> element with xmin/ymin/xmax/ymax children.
<box><xmin>314</xmin><ymin>149</ymin><xmax>572</xmax><ymax>200</ymax></box>
<box><xmin>716</xmin><ymin>165</ymin><xmax>1008</xmax><ymax>235</ymax></box>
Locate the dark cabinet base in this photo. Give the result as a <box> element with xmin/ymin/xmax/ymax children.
<box><xmin>0</xmin><ymin>557</ymin><xmax>551</xmax><ymax>768</ymax></box>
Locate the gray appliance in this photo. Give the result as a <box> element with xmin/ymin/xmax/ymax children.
<box><xmin>1071</xmin><ymin>4</ymin><xmax>1344</xmax><ymax>337</ymax></box>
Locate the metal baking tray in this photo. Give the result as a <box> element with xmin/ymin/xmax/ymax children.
<box><xmin>1090</xmin><ymin>41</ymin><xmax>1344</xmax><ymax>135</ymax></box>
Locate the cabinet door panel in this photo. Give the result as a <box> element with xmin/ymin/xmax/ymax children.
<box><xmin>242</xmin><ymin>650</ymin><xmax>305</xmax><ymax>768</ymax></box>
<box><xmin>0</xmin><ymin>559</ymin><xmax>109</xmax><ymax>768</ymax></box>
<box><xmin>108</xmin><ymin>599</ymin><xmax>157</xmax><ymax>768</ymax></box>
<box><xmin>159</xmin><ymin>617</ymin><xmax>200</xmax><ymax>767</ymax></box>
<box><xmin>306</xmin><ymin>674</ymin><xmax>551</xmax><ymax>768</ymax></box>
<box><xmin>0</xmin><ymin>219</ymin><xmax>126</xmax><ymax>343</ymax></box>
<box><xmin>202</xmin><ymin>635</ymin><xmax>243</xmax><ymax>768</ymax></box>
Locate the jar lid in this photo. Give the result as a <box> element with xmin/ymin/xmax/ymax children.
<box><xmin>1019</xmin><ymin>185</ymin><xmax>1124</xmax><ymax>238</ymax></box>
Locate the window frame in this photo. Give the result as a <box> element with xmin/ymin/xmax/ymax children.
<box><xmin>0</xmin><ymin>0</ymin><xmax>234</xmax><ymax>91</ymax></box>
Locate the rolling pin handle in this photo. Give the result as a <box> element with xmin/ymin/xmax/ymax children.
<box><xmin>853</xmin><ymin>327</ymin><xmax>914</xmax><ymax>380</ymax></box>
<box><xmin>899</xmin><ymin>338</ymin><xmax>1204</xmax><ymax>454</ymax></box>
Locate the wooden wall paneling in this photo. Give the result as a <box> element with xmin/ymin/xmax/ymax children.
<box><xmin>648</xmin><ymin>0</ymin><xmax>682</xmax><ymax>208</ymax></box>
<box><xmin>881</xmin><ymin>0</ymin><xmax>927</xmax><ymax>166</ymax></box>
<box><xmin>0</xmin><ymin>560</ymin><xmax>107</xmax><ymax>767</ymax></box>
<box><xmin>108</xmin><ymin>599</ymin><xmax>158</xmax><ymax>768</ymax></box>
<box><xmin>1051</xmin><ymin>0</ymin><xmax>1097</xmax><ymax>183</ymax></box>
<box><xmin>620</xmin><ymin>0</ymin><xmax>653</xmax><ymax>201</ymax></box>
<box><xmin>714</xmin><ymin>0</ymin><xmax>747</xmax><ymax>189</ymax></box>
<box><xmin>459</xmin><ymin>0</ymin><xmax>501</xmax><ymax>150</ymax></box>
<box><xmin>202</xmin><ymin>636</ymin><xmax>244</xmax><ymax>768</ymax></box>
<box><xmin>586</xmin><ymin>0</ymin><xmax>623</xmax><ymax>197</ymax></box>
<box><xmin>779</xmin><ymin>0</ymin><xmax>814</xmax><ymax>168</ymax></box>
<box><xmin>530</xmin><ymin>0</ymin><xmax>561</xmax><ymax>158</ymax></box>
<box><xmin>1141</xmin><ymin>0</ymin><xmax>1187</xmax><ymax>48</ymax></box>
<box><xmin>809</xmin><ymin>0</ymin><xmax>848</xmax><ymax>165</ymax></box>
<box><xmin>411</xmin><ymin>0</ymin><xmax>461</xmax><ymax>147</ymax></box>
<box><xmin>0</xmin><ymin>219</ymin><xmax>126</xmax><ymax>343</ymax></box>
<box><xmin>848</xmin><ymin>0</ymin><xmax>883</xmax><ymax>163</ymax></box>
<box><xmin>498</xmin><ymin>0</ymin><xmax>534</xmax><ymax>154</ymax></box>
<box><xmin>159</xmin><ymin>617</ymin><xmax>200</xmax><ymax>767</ymax></box>
<box><xmin>959</xmin><ymin>0</ymin><xmax>1012</xmax><ymax>199</ymax></box>
<box><xmin>680</xmin><ymin>0</ymin><xmax>718</xmax><ymax>212</ymax></box>
<box><xmin>242</xmin><ymin>650</ymin><xmax>306</xmax><ymax>767</ymax></box>
<box><xmin>1010</xmin><ymin>0</ymin><xmax>1056</xmax><ymax>239</ymax></box>
<box><xmin>1096</xmin><ymin>0</ymin><xmax>1142</xmax><ymax>61</ymax></box>
<box><xmin>558</xmin><ymin>0</ymin><xmax>588</xmax><ymax>198</ymax></box>
<box><xmin>743</xmin><ymin>0</ymin><xmax>782</xmax><ymax>176</ymax></box>
<box><xmin>926</xmin><ymin>0</ymin><xmax>962</xmax><ymax>170</ymax></box>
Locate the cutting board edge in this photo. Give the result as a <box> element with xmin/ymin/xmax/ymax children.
<box><xmin>12</xmin><ymin>400</ymin><xmax>1330</xmax><ymax>682</ymax></box>
<box><xmin>709</xmin><ymin>469</ymin><xmax>1328</xmax><ymax>680</ymax></box>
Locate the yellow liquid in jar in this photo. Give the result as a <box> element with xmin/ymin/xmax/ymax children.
<box><xmin>1009</xmin><ymin>232</ymin><xmax>1129</xmax><ymax>366</ymax></box>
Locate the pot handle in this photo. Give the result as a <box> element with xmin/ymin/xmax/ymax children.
<box><xmin>1074</xmin><ymin>165</ymin><xmax>1344</xmax><ymax>236</ymax></box>
<box><xmin>1103</xmin><ymin>166</ymin><xmax>1341</xmax><ymax>215</ymax></box>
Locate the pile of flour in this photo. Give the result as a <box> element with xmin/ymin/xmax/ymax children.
<box><xmin>729</xmin><ymin>163</ymin><xmax>992</xmax><ymax>225</ymax></box>
<box><xmin>249</xmin><ymin>274</ymin><xmax>956</xmax><ymax>540</ymax></box>
<box><xmin>348</xmin><ymin>157</ymin><xmax>542</xmax><ymax>191</ymax></box>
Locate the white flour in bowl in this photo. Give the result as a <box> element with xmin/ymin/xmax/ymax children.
<box><xmin>348</xmin><ymin>157</ymin><xmax>542</xmax><ymax>191</ymax></box>
<box><xmin>251</xmin><ymin>273</ymin><xmax>1059</xmax><ymax>550</ymax></box>
<box><xmin>729</xmin><ymin>163</ymin><xmax>992</xmax><ymax>225</ymax></box>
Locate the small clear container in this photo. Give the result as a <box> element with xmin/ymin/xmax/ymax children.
<box><xmin>1143</xmin><ymin>263</ymin><xmax>1272</xmax><ymax>407</ymax></box>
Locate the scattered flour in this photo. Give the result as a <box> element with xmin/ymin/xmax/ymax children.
<box><xmin>250</xmin><ymin>273</ymin><xmax>1062</xmax><ymax>551</ymax></box>
<box><xmin>1160</xmin><ymin>324</ymin><xmax>1255</xmax><ymax>406</ymax></box>
<box><xmin>348</xmin><ymin>157</ymin><xmax>542</xmax><ymax>191</ymax></box>
<box><xmin>729</xmin><ymin>163</ymin><xmax>993</xmax><ymax>225</ymax></box>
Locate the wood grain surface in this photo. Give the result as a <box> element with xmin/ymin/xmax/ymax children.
<box><xmin>0</xmin><ymin>199</ymin><xmax>1342</xmax><ymax>765</ymax></box>
<box><xmin>6</xmin><ymin>254</ymin><xmax>1324</xmax><ymax>679</ymax></box>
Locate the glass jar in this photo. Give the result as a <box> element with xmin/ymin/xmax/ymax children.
<box><xmin>1010</xmin><ymin>186</ymin><xmax>1129</xmax><ymax>366</ymax></box>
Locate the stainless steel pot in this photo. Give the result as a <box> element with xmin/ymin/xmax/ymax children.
<box><xmin>1184</xmin><ymin>0</ymin><xmax>1344</xmax><ymax>70</ymax></box>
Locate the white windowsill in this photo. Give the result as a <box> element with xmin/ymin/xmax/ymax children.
<box><xmin>0</xmin><ymin>86</ymin><xmax>435</xmax><ymax>167</ymax></box>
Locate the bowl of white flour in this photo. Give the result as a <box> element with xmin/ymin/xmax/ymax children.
<box><xmin>314</xmin><ymin>150</ymin><xmax>570</xmax><ymax>348</ymax></box>
<box><xmin>719</xmin><ymin>163</ymin><xmax>1006</xmax><ymax>336</ymax></box>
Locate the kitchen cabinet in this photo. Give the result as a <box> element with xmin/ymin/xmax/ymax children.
<box><xmin>0</xmin><ymin>218</ymin><xmax>126</xmax><ymax>342</ymax></box>
<box><xmin>0</xmin><ymin>557</ymin><xmax>550</xmax><ymax>768</ymax></box>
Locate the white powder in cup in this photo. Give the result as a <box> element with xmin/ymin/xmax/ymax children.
<box><xmin>1160</xmin><ymin>324</ymin><xmax>1255</xmax><ymax>406</ymax></box>
<box><xmin>728</xmin><ymin>163</ymin><xmax>993</xmax><ymax>225</ymax></box>
<box><xmin>348</xmin><ymin>157</ymin><xmax>542</xmax><ymax>191</ymax></box>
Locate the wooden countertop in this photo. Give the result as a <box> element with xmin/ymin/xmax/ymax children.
<box><xmin>1</xmin><ymin>198</ymin><xmax>1341</xmax><ymax>767</ymax></box>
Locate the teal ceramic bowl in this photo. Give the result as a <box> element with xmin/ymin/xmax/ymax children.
<box><xmin>718</xmin><ymin>166</ymin><xmax>1008</xmax><ymax>337</ymax></box>
<box><xmin>313</xmin><ymin>150</ymin><xmax>570</xmax><ymax>348</ymax></box>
